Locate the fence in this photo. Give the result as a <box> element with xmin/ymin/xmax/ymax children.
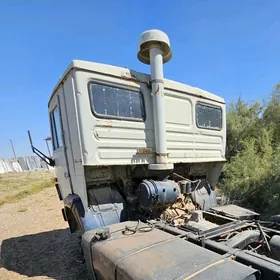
<box><xmin>0</xmin><ymin>156</ymin><xmax>54</xmax><ymax>174</ymax></box>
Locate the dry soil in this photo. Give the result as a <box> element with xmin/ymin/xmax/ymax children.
<box><xmin>0</xmin><ymin>187</ymin><xmax>88</xmax><ymax>279</ymax></box>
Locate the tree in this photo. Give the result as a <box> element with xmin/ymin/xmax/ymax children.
<box><xmin>222</xmin><ymin>86</ymin><xmax>280</xmax><ymax>214</ymax></box>
<box><xmin>226</xmin><ymin>98</ymin><xmax>262</xmax><ymax>159</ymax></box>
<box><xmin>262</xmin><ymin>84</ymin><xmax>280</xmax><ymax>147</ymax></box>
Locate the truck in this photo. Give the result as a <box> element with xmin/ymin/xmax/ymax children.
<box><xmin>30</xmin><ymin>29</ymin><xmax>280</xmax><ymax>279</ymax></box>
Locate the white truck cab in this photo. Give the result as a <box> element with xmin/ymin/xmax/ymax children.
<box><xmin>48</xmin><ymin>56</ymin><xmax>226</xmax><ymax>228</ymax></box>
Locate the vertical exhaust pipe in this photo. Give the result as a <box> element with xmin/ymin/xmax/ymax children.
<box><xmin>137</xmin><ymin>30</ymin><xmax>174</xmax><ymax>170</ymax></box>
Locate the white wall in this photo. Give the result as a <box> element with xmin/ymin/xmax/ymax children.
<box><xmin>0</xmin><ymin>156</ymin><xmax>54</xmax><ymax>174</ymax></box>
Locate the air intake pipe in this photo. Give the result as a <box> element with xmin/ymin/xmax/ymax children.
<box><xmin>137</xmin><ymin>30</ymin><xmax>173</xmax><ymax>170</ymax></box>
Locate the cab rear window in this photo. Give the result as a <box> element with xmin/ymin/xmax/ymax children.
<box><xmin>196</xmin><ymin>102</ymin><xmax>222</xmax><ymax>130</ymax></box>
<box><xmin>89</xmin><ymin>83</ymin><xmax>145</xmax><ymax>121</ymax></box>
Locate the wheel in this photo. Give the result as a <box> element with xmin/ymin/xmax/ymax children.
<box><xmin>269</xmin><ymin>214</ymin><xmax>280</xmax><ymax>223</ymax></box>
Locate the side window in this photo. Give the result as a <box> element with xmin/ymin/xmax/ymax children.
<box><xmin>196</xmin><ymin>102</ymin><xmax>222</xmax><ymax>130</ymax></box>
<box><xmin>88</xmin><ymin>83</ymin><xmax>145</xmax><ymax>121</ymax></box>
<box><xmin>50</xmin><ymin>106</ymin><xmax>63</xmax><ymax>150</ymax></box>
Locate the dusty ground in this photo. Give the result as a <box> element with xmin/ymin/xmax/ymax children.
<box><xmin>0</xmin><ymin>187</ymin><xmax>88</xmax><ymax>279</ymax></box>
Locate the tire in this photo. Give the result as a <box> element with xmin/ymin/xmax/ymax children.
<box><xmin>269</xmin><ymin>214</ymin><xmax>280</xmax><ymax>223</ymax></box>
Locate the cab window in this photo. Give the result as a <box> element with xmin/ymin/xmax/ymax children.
<box><xmin>196</xmin><ymin>102</ymin><xmax>222</xmax><ymax>130</ymax></box>
<box><xmin>89</xmin><ymin>83</ymin><xmax>145</xmax><ymax>121</ymax></box>
<box><xmin>50</xmin><ymin>106</ymin><xmax>63</xmax><ymax>149</ymax></box>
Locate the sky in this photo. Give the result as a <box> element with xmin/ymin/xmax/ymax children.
<box><xmin>0</xmin><ymin>0</ymin><xmax>280</xmax><ymax>158</ymax></box>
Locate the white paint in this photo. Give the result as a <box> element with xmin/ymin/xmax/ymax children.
<box><xmin>48</xmin><ymin>59</ymin><xmax>226</xmax><ymax>207</ymax></box>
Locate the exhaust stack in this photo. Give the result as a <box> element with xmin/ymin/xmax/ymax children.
<box><xmin>137</xmin><ymin>29</ymin><xmax>173</xmax><ymax>170</ymax></box>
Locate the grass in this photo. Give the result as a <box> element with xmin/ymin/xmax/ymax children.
<box><xmin>0</xmin><ymin>170</ymin><xmax>55</xmax><ymax>206</ymax></box>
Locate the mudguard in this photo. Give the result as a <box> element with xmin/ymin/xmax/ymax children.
<box><xmin>63</xmin><ymin>194</ymin><xmax>85</xmax><ymax>233</ymax></box>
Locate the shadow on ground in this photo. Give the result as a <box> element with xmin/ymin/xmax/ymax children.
<box><xmin>0</xmin><ymin>228</ymin><xmax>89</xmax><ymax>279</ymax></box>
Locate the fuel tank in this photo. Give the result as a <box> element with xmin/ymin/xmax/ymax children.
<box><xmin>82</xmin><ymin>221</ymin><xmax>259</xmax><ymax>280</ymax></box>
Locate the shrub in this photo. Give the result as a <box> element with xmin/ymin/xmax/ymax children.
<box><xmin>221</xmin><ymin>85</ymin><xmax>280</xmax><ymax>214</ymax></box>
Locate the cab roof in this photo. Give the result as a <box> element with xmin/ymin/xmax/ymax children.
<box><xmin>49</xmin><ymin>60</ymin><xmax>225</xmax><ymax>105</ymax></box>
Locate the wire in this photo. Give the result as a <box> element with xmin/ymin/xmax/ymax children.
<box><xmin>122</xmin><ymin>220</ymin><xmax>154</xmax><ymax>235</ymax></box>
<box><xmin>172</xmin><ymin>173</ymin><xmax>201</xmax><ymax>184</ymax></box>
<box><xmin>172</xmin><ymin>173</ymin><xmax>191</xmax><ymax>181</ymax></box>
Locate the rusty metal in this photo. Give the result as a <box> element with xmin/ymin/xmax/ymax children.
<box><xmin>155</xmin><ymin>84</ymin><xmax>160</xmax><ymax>95</ymax></box>
<box><xmin>103</xmin><ymin>124</ymin><xmax>113</xmax><ymax>128</ymax></box>
<box><xmin>137</xmin><ymin>148</ymin><xmax>153</xmax><ymax>154</ymax></box>
<box><xmin>82</xmin><ymin>221</ymin><xmax>258</xmax><ymax>280</ymax></box>
<box><xmin>156</xmin><ymin>222</ymin><xmax>280</xmax><ymax>279</ymax></box>
<box><xmin>256</xmin><ymin>222</ymin><xmax>271</xmax><ymax>252</ymax></box>
<box><xmin>120</xmin><ymin>71</ymin><xmax>144</xmax><ymax>83</ymax></box>
<box><xmin>184</xmin><ymin>220</ymin><xmax>255</xmax><ymax>241</ymax></box>
<box><xmin>156</xmin><ymin>152</ymin><xmax>169</xmax><ymax>157</ymax></box>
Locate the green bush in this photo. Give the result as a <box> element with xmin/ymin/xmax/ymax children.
<box><xmin>221</xmin><ymin>85</ymin><xmax>280</xmax><ymax>214</ymax></box>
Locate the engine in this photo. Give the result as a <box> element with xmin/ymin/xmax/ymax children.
<box><xmin>136</xmin><ymin>178</ymin><xmax>217</xmax><ymax>227</ymax></box>
<box><xmin>85</xmin><ymin>163</ymin><xmax>220</xmax><ymax>231</ymax></box>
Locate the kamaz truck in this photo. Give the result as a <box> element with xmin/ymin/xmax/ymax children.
<box><xmin>30</xmin><ymin>29</ymin><xmax>280</xmax><ymax>279</ymax></box>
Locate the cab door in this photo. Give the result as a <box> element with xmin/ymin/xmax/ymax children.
<box><xmin>49</xmin><ymin>88</ymin><xmax>72</xmax><ymax>198</ymax></box>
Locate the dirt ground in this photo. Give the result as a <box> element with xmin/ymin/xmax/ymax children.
<box><xmin>0</xmin><ymin>187</ymin><xmax>89</xmax><ymax>280</ymax></box>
